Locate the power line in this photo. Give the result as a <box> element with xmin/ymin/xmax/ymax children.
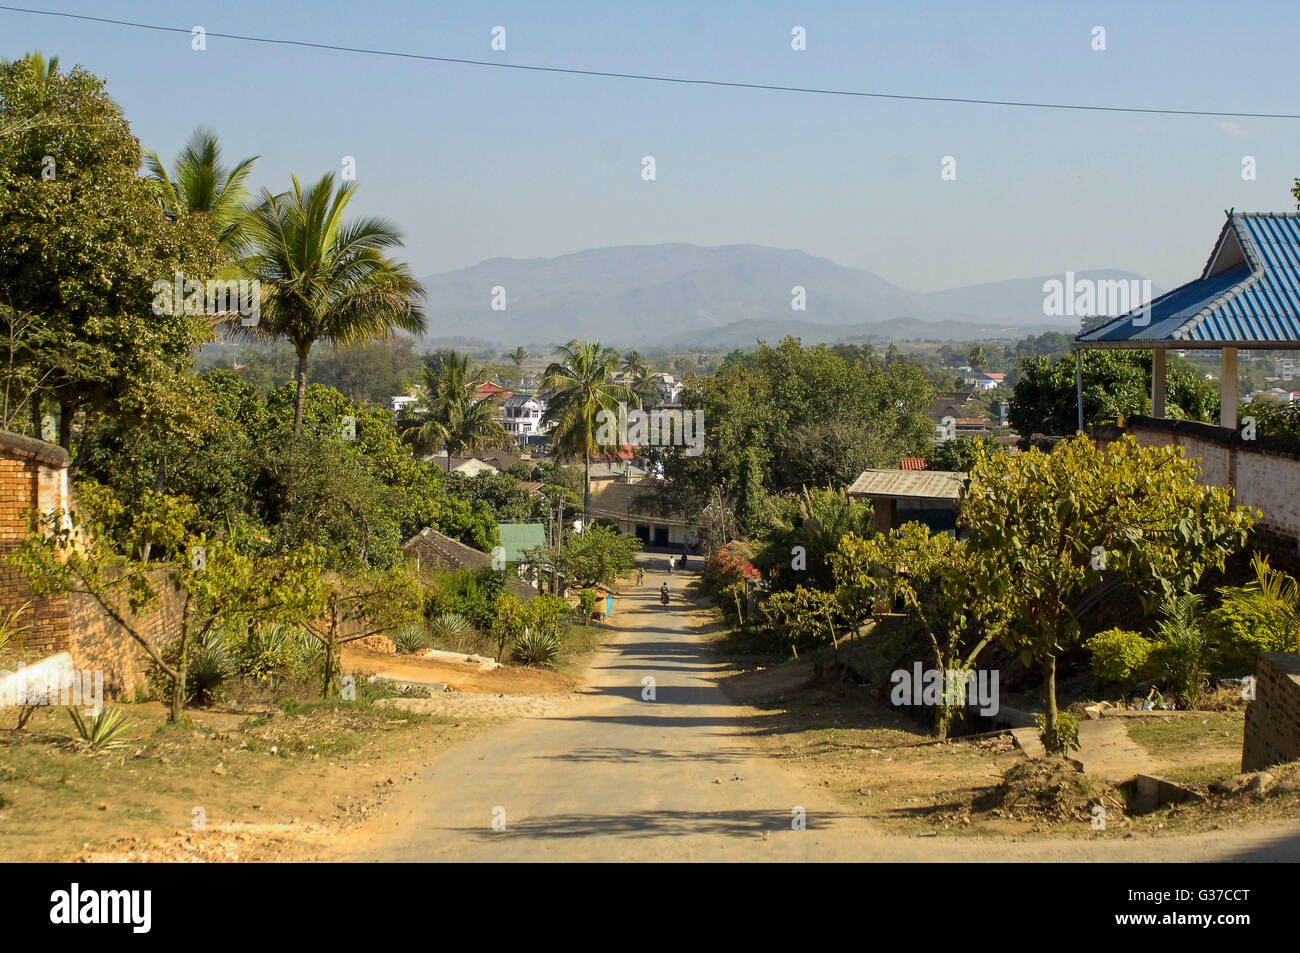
<box><xmin>3</xmin><ymin>4</ymin><xmax>1299</xmax><ymax>120</ymax></box>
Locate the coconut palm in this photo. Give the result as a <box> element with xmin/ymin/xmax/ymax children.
<box><xmin>508</xmin><ymin>346</ymin><xmax>530</xmax><ymax>389</ymax></box>
<box><xmin>541</xmin><ymin>340</ymin><xmax>634</xmax><ymax>524</ymax></box>
<box><xmin>236</xmin><ymin>173</ymin><xmax>427</xmax><ymax>435</ymax></box>
<box><xmin>621</xmin><ymin>349</ymin><xmax>648</xmax><ymax>377</ymax></box>
<box><xmin>145</xmin><ymin>126</ymin><xmax>258</xmax><ymax>256</ymax></box>
<box><xmin>399</xmin><ymin>351</ymin><xmax>508</xmax><ymax>467</ymax></box>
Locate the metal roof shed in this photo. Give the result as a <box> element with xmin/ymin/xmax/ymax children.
<box><xmin>1074</xmin><ymin>212</ymin><xmax>1300</xmax><ymax>431</ymax></box>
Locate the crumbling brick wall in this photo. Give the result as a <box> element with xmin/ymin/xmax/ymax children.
<box><xmin>67</xmin><ymin>572</ymin><xmax>187</xmax><ymax>699</ymax></box>
<box><xmin>1242</xmin><ymin>652</ymin><xmax>1300</xmax><ymax>772</ymax></box>
<box><xmin>0</xmin><ymin>432</ymin><xmax>72</xmax><ymax>653</ymax></box>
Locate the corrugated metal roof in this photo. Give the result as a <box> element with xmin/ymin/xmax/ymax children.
<box><xmin>1077</xmin><ymin>212</ymin><xmax>1300</xmax><ymax>348</ymax></box>
<box><xmin>847</xmin><ymin>469</ymin><xmax>966</xmax><ymax>501</ymax></box>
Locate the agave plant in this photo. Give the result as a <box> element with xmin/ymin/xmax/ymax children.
<box><xmin>391</xmin><ymin>622</ymin><xmax>432</xmax><ymax>654</ymax></box>
<box><xmin>427</xmin><ymin>612</ymin><xmax>476</xmax><ymax>649</ymax></box>
<box><xmin>0</xmin><ymin>600</ymin><xmax>30</xmax><ymax>651</ymax></box>
<box><xmin>187</xmin><ymin>630</ymin><xmax>233</xmax><ymax>705</ymax></box>
<box><xmin>67</xmin><ymin>704</ymin><xmax>132</xmax><ymax>751</ymax></box>
<box><xmin>512</xmin><ymin>627</ymin><xmax>562</xmax><ymax>668</ymax></box>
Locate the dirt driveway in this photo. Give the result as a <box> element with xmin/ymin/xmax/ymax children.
<box><xmin>331</xmin><ymin>570</ymin><xmax>1300</xmax><ymax>862</ymax></box>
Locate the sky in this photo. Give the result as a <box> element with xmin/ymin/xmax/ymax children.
<box><xmin>3</xmin><ymin>0</ymin><xmax>1299</xmax><ymax>293</ymax></box>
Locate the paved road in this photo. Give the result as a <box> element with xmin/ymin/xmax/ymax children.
<box><xmin>340</xmin><ymin>570</ymin><xmax>1300</xmax><ymax>862</ymax></box>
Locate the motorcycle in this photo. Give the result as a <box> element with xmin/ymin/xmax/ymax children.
<box><xmin>659</xmin><ymin>590</ymin><xmax>670</xmax><ymax>606</ymax></box>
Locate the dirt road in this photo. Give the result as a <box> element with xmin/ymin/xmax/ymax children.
<box><xmin>337</xmin><ymin>571</ymin><xmax>1300</xmax><ymax>862</ymax></box>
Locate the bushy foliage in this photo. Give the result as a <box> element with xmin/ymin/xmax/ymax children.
<box><xmin>1085</xmin><ymin>628</ymin><xmax>1152</xmax><ymax>688</ymax></box>
<box><xmin>1010</xmin><ymin>350</ymin><xmax>1218</xmax><ymax>441</ymax></box>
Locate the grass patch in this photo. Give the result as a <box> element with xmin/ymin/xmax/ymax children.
<box><xmin>1125</xmin><ymin>712</ymin><xmax>1244</xmax><ymax>759</ymax></box>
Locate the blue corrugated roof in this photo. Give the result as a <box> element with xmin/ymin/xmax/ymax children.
<box><xmin>1077</xmin><ymin>212</ymin><xmax>1300</xmax><ymax>347</ymax></box>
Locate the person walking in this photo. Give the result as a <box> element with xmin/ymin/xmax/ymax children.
<box><xmin>668</xmin><ymin>555</ymin><xmax>675</xmax><ymax>574</ymax></box>
<box><xmin>636</xmin><ymin>568</ymin><xmax>645</xmax><ymax>586</ymax></box>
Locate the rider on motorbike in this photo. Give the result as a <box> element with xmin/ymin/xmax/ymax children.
<box><xmin>659</xmin><ymin>583</ymin><xmax>670</xmax><ymax>604</ymax></box>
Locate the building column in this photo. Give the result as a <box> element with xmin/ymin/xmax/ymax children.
<box><xmin>1220</xmin><ymin>347</ymin><xmax>1238</xmax><ymax>430</ymax></box>
<box><xmin>1151</xmin><ymin>348</ymin><xmax>1167</xmax><ymax>418</ymax></box>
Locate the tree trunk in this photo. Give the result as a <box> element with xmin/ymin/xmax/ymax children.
<box><xmin>58</xmin><ymin>396</ymin><xmax>73</xmax><ymax>453</ymax></box>
<box><xmin>583</xmin><ymin>449</ymin><xmax>591</xmax><ymax>527</ymax></box>
<box><xmin>293</xmin><ymin>349</ymin><xmax>310</xmax><ymax>436</ymax></box>
<box><xmin>1043</xmin><ymin>652</ymin><xmax>1059</xmax><ymax>751</ymax></box>
<box><xmin>321</xmin><ymin>635</ymin><xmax>340</xmax><ymax>698</ymax></box>
<box><xmin>169</xmin><ymin>605</ymin><xmax>192</xmax><ymax>724</ymax></box>
<box><xmin>29</xmin><ymin>394</ymin><xmax>41</xmax><ymax>440</ymax></box>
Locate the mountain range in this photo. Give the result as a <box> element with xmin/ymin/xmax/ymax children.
<box><xmin>416</xmin><ymin>244</ymin><xmax>1155</xmax><ymax>350</ymax></box>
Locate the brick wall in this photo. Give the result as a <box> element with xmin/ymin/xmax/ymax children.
<box><xmin>1242</xmin><ymin>652</ymin><xmax>1300</xmax><ymax>772</ymax></box>
<box><xmin>67</xmin><ymin>571</ymin><xmax>187</xmax><ymax>699</ymax></box>
<box><xmin>0</xmin><ymin>432</ymin><xmax>72</xmax><ymax>653</ymax></box>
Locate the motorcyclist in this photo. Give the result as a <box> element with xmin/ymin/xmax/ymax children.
<box><xmin>659</xmin><ymin>583</ymin><xmax>670</xmax><ymax>604</ymax></box>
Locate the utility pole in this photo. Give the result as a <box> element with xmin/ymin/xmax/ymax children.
<box><xmin>552</xmin><ymin>495</ymin><xmax>563</xmax><ymax>596</ymax></box>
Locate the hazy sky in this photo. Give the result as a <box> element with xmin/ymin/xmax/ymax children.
<box><xmin>4</xmin><ymin>0</ymin><xmax>1299</xmax><ymax>292</ymax></box>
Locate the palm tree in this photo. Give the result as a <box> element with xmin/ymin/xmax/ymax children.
<box><xmin>237</xmin><ymin>172</ymin><xmax>427</xmax><ymax>435</ymax></box>
<box><xmin>621</xmin><ymin>349</ymin><xmax>648</xmax><ymax>377</ymax></box>
<box><xmin>399</xmin><ymin>352</ymin><xmax>508</xmax><ymax>467</ymax></box>
<box><xmin>541</xmin><ymin>340</ymin><xmax>634</xmax><ymax>524</ymax></box>
<box><xmin>508</xmin><ymin>346</ymin><xmax>530</xmax><ymax>389</ymax></box>
<box><xmin>145</xmin><ymin>126</ymin><xmax>258</xmax><ymax>256</ymax></box>
<box><xmin>629</xmin><ymin>364</ymin><xmax>659</xmax><ymax>408</ymax></box>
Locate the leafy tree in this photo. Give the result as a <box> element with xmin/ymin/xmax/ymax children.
<box><xmin>541</xmin><ymin>340</ymin><xmax>633</xmax><ymax>523</ymax></box>
<box><xmin>76</xmin><ymin>367</ymin><xmax>264</xmax><ymax>534</ymax></box>
<box><xmin>551</xmin><ymin>523</ymin><xmax>642</xmax><ymax>589</ymax></box>
<box><xmin>757</xmin><ymin>487</ymin><xmax>874</xmax><ymax>593</ymax></box>
<box><xmin>925</xmin><ymin>433</ymin><xmax>1008</xmax><ymax>472</ymax></box>
<box><xmin>0</xmin><ymin>54</ymin><xmax>220</xmax><ymax>449</ymax></box>
<box><xmin>1009</xmin><ymin>350</ymin><xmax>1217</xmax><ymax>442</ymax></box>
<box><xmin>235</xmin><ymin>172</ymin><xmax>426</xmax><ymax>435</ymax></box>
<box><xmin>831</xmin><ymin>525</ymin><xmax>995</xmax><ymax>738</ymax></box>
<box><xmin>760</xmin><ymin>586</ymin><xmax>847</xmax><ymax>659</ymax></box>
<box><xmin>305</xmin><ymin>566</ymin><xmax>422</xmax><ymax>697</ymax></box>
<box><xmin>959</xmin><ymin>435</ymin><xmax>1255</xmax><ymax>753</ymax></box>
<box><xmin>659</xmin><ymin>337</ymin><xmax>933</xmax><ymax>515</ymax></box>
<box><xmin>11</xmin><ymin>482</ymin><xmax>319</xmax><ymax>721</ymax></box>
<box><xmin>398</xmin><ymin>351</ymin><xmax>508</xmax><ymax>465</ymax></box>
<box><xmin>311</xmin><ymin>337</ymin><xmax>416</xmax><ymax>405</ymax></box>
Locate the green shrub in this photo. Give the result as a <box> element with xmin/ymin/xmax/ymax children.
<box><xmin>1036</xmin><ymin>710</ymin><xmax>1080</xmax><ymax>755</ymax></box>
<box><xmin>528</xmin><ymin>594</ymin><xmax>572</xmax><ymax>635</ymax></box>
<box><xmin>513</xmin><ymin>627</ymin><xmax>561</xmax><ymax>667</ymax></box>
<box><xmin>1147</xmin><ymin>594</ymin><xmax>1213</xmax><ymax>708</ymax></box>
<box><xmin>1086</xmin><ymin>628</ymin><xmax>1152</xmax><ymax>687</ymax></box>
<box><xmin>232</xmin><ymin>623</ymin><xmax>315</xmax><ymax>685</ymax></box>
<box><xmin>577</xmin><ymin>589</ymin><xmax>599</xmax><ymax>619</ymax></box>
<box><xmin>1207</xmin><ymin>600</ymin><xmax>1294</xmax><ymax>664</ymax></box>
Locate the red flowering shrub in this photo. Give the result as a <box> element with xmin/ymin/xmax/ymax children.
<box><xmin>703</xmin><ymin>541</ymin><xmax>760</xmax><ymax>594</ymax></box>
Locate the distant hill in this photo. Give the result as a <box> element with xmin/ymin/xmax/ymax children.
<box><xmin>417</xmin><ymin>244</ymin><xmax>1157</xmax><ymax>349</ymax></box>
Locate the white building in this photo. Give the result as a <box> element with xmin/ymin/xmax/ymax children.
<box><xmin>501</xmin><ymin>394</ymin><xmax>552</xmax><ymax>443</ymax></box>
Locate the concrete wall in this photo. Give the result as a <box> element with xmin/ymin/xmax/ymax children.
<box><xmin>1095</xmin><ymin>417</ymin><xmax>1300</xmax><ymax>564</ymax></box>
<box><xmin>1242</xmin><ymin>652</ymin><xmax>1300</xmax><ymax>772</ymax></box>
